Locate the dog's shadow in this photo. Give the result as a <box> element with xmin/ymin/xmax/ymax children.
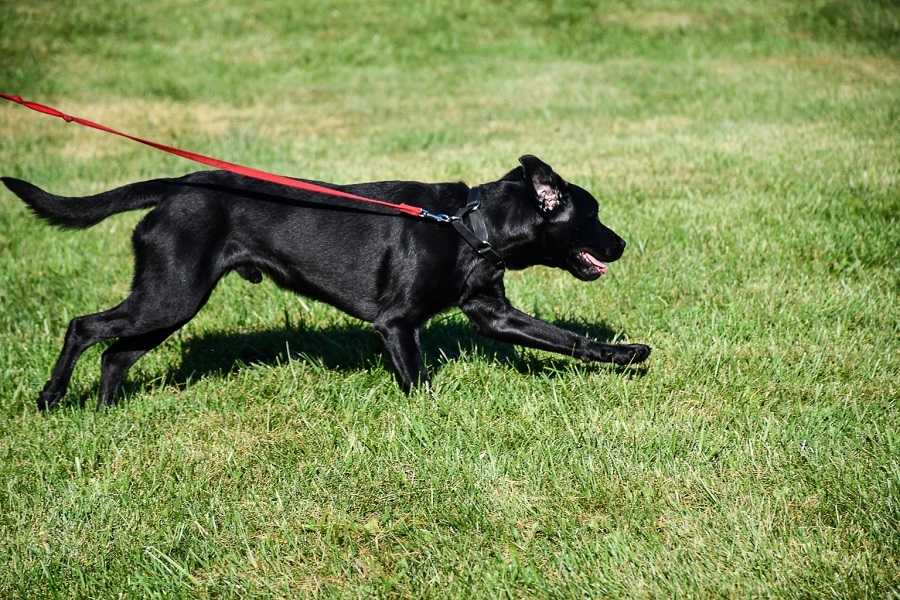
<box><xmin>168</xmin><ymin>317</ymin><xmax>642</xmax><ymax>385</ymax></box>
<box><xmin>74</xmin><ymin>317</ymin><xmax>644</xmax><ymax>406</ymax></box>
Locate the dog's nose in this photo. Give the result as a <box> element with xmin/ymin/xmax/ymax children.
<box><xmin>607</xmin><ymin>238</ymin><xmax>626</xmax><ymax>261</ymax></box>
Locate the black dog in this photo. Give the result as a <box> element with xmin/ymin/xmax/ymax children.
<box><xmin>2</xmin><ymin>155</ymin><xmax>649</xmax><ymax>409</ymax></box>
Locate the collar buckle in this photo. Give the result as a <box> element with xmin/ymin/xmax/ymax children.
<box><xmin>450</xmin><ymin>186</ymin><xmax>505</xmax><ymax>267</ymax></box>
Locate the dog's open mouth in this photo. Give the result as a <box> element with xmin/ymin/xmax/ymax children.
<box><xmin>573</xmin><ymin>249</ymin><xmax>608</xmax><ymax>280</ymax></box>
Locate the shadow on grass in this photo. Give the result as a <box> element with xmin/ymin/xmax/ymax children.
<box><xmin>168</xmin><ymin>317</ymin><xmax>638</xmax><ymax>380</ymax></box>
<box><xmin>68</xmin><ymin>317</ymin><xmax>646</xmax><ymax>408</ymax></box>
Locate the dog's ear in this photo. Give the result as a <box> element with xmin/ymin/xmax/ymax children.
<box><xmin>499</xmin><ymin>166</ymin><xmax>523</xmax><ymax>182</ymax></box>
<box><xmin>518</xmin><ymin>155</ymin><xmax>568</xmax><ymax>215</ymax></box>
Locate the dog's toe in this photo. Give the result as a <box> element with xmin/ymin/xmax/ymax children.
<box><xmin>613</xmin><ymin>344</ymin><xmax>651</xmax><ymax>366</ymax></box>
<box><xmin>36</xmin><ymin>391</ymin><xmax>60</xmax><ymax>412</ymax></box>
<box><xmin>631</xmin><ymin>344</ymin><xmax>651</xmax><ymax>363</ymax></box>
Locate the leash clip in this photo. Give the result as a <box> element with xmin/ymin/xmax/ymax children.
<box><xmin>420</xmin><ymin>209</ymin><xmax>452</xmax><ymax>223</ymax></box>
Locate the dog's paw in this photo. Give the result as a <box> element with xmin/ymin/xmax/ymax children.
<box><xmin>612</xmin><ymin>343</ymin><xmax>651</xmax><ymax>366</ymax></box>
<box><xmin>36</xmin><ymin>390</ymin><xmax>62</xmax><ymax>412</ymax></box>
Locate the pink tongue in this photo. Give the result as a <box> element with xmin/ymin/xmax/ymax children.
<box><xmin>580</xmin><ymin>251</ymin><xmax>607</xmax><ymax>271</ymax></box>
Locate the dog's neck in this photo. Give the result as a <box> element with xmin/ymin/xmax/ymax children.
<box><xmin>476</xmin><ymin>180</ymin><xmax>547</xmax><ymax>270</ymax></box>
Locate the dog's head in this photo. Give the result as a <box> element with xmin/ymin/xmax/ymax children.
<box><xmin>496</xmin><ymin>155</ymin><xmax>626</xmax><ymax>281</ymax></box>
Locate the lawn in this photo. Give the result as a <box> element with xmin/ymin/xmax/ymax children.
<box><xmin>0</xmin><ymin>0</ymin><xmax>898</xmax><ymax>597</ymax></box>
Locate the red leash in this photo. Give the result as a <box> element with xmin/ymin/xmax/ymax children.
<box><xmin>0</xmin><ymin>93</ymin><xmax>435</xmax><ymax>219</ymax></box>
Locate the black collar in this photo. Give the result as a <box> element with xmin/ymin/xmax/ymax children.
<box><xmin>450</xmin><ymin>186</ymin><xmax>504</xmax><ymax>267</ymax></box>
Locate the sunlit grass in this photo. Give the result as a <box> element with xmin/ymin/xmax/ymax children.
<box><xmin>0</xmin><ymin>0</ymin><xmax>898</xmax><ymax>597</ymax></box>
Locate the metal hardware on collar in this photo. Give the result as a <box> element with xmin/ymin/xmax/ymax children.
<box><xmin>419</xmin><ymin>209</ymin><xmax>452</xmax><ymax>223</ymax></box>
<box><xmin>449</xmin><ymin>186</ymin><xmax>505</xmax><ymax>267</ymax></box>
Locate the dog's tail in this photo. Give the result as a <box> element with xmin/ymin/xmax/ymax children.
<box><xmin>1</xmin><ymin>176</ymin><xmax>174</xmax><ymax>229</ymax></box>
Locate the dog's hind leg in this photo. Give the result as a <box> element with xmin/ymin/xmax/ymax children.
<box><xmin>37</xmin><ymin>283</ymin><xmax>215</xmax><ymax>411</ymax></box>
<box><xmin>37</xmin><ymin>308</ymin><xmax>120</xmax><ymax>411</ymax></box>
<box><xmin>97</xmin><ymin>326</ymin><xmax>181</xmax><ymax>407</ymax></box>
<box><xmin>39</xmin><ymin>275</ymin><xmax>217</xmax><ymax>411</ymax></box>
<box><xmin>38</xmin><ymin>210</ymin><xmax>227</xmax><ymax>410</ymax></box>
<box><xmin>91</xmin><ymin>266</ymin><xmax>219</xmax><ymax>407</ymax></box>
<box><xmin>36</xmin><ymin>301</ymin><xmax>169</xmax><ymax>410</ymax></box>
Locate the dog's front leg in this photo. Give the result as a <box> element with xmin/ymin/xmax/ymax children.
<box><xmin>374</xmin><ymin>319</ymin><xmax>427</xmax><ymax>393</ymax></box>
<box><xmin>461</xmin><ymin>296</ymin><xmax>650</xmax><ymax>366</ymax></box>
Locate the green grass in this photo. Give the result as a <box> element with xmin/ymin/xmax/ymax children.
<box><xmin>1</xmin><ymin>0</ymin><xmax>898</xmax><ymax>597</ymax></box>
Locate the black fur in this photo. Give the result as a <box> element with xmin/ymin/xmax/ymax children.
<box><xmin>2</xmin><ymin>155</ymin><xmax>650</xmax><ymax>410</ymax></box>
